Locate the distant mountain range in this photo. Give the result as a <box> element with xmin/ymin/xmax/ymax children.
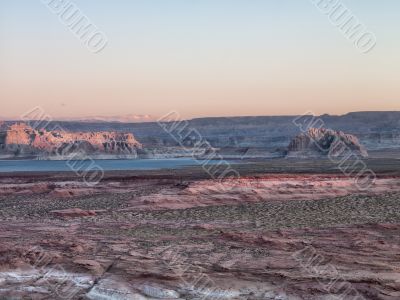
<box><xmin>61</xmin><ymin>114</ymin><xmax>157</xmax><ymax>123</ymax></box>
<box><xmin>0</xmin><ymin>114</ymin><xmax>157</xmax><ymax>123</ymax></box>
<box><xmin>1</xmin><ymin>111</ymin><xmax>400</xmax><ymax>159</ymax></box>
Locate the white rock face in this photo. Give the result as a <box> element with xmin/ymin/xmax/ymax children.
<box><xmin>139</xmin><ymin>284</ymin><xmax>181</xmax><ymax>299</ymax></box>
<box><xmin>0</xmin><ymin>123</ymin><xmax>142</xmax><ymax>158</ymax></box>
<box><xmin>85</xmin><ymin>276</ymin><xmax>185</xmax><ymax>300</ymax></box>
<box><xmin>287</xmin><ymin>128</ymin><xmax>368</xmax><ymax>158</ymax></box>
<box><xmin>0</xmin><ymin>269</ymin><xmax>94</xmax><ymax>299</ymax></box>
<box><xmin>86</xmin><ymin>278</ymin><xmax>148</xmax><ymax>300</ymax></box>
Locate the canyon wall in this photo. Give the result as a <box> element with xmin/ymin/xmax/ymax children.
<box><xmin>1</xmin><ymin>111</ymin><xmax>400</xmax><ymax>159</ymax></box>
<box><xmin>20</xmin><ymin>111</ymin><xmax>398</xmax><ymax>150</ymax></box>
<box><xmin>0</xmin><ymin>123</ymin><xmax>142</xmax><ymax>159</ymax></box>
<box><xmin>287</xmin><ymin>128</ymin><xmax>368</xmax><ymax>158</ymax></box>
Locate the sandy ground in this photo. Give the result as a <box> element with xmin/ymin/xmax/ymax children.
<box><xmin>0</xmin><ymin>167</ymin><xmax>400</xmax><ymax>299</ymax></box>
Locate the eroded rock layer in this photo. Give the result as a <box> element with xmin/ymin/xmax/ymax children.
<box><xmin>287</xmin><ymin>128</ymin><xmax>368</xmax><ymax>158</ymax></box>
<box><xmin>1</xmin><ymin>173</ymin><xmax>400</xmax><ymax>299</ymax></box>
<box><xmin>0</xmin><ymin>123</ymin><xmax>142</xmax><ymax>158</ymax></box>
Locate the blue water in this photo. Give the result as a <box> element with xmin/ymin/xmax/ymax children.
<box><xmin>0</xmin><ymin>158</ymin><xmax>223</xmax><ymax>173</ymax></box>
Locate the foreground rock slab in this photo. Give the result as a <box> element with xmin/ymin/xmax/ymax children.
<box><xmin>1</xmin><ymin>174</ymin><xmax>400</xmax><ymax>299</ymax></box>
<box><xmin>51</xmin><ymin>208</ymin><xmax>97</xmax><ymax>218</ymax></box>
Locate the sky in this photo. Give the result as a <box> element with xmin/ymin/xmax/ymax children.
<box><xmin>1</xmin><ymin>0</ymin><xmax>399</xmax><ymax>120</ymax></box>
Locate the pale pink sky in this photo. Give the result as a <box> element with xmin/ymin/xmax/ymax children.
<box><xmin>1</xmin><ymin>1</ymin><xmax>399</xmax><ymax>119</ymax></box>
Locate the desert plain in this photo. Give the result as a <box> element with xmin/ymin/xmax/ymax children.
<box><xmin>0</xmin><ymin>158</ymin><xmax>400</xmax><ymax>299</ymax></box>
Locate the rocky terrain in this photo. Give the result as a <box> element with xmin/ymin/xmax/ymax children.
<box><xmin>0</xmin><ymin>123</ymin><xmax>142</xmax><ymax>159</ymax></box>
<box><xmin>3</xmin><ymin>111</ymin><xmax>400</xmax><ymax>159</ymax></box>
<box><xmin>17</xmin><ymin>111</ymin><xmax>398</xmax><ymax>149</ymax></box>
<box><xmin>1</xmin><ymin>111</ymin><xmax>400</xmax><ymax>159</ymax></box>
<box><xmin>1</xmin><ymin>166</ymin><xmax>400</xmax><ymax>299</ymax></box>
<box><xmin>287</xmin><ymin>128</ymin><xmax>368</xmax><ymax>158</ymax></box>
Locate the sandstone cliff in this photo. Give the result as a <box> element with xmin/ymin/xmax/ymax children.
<box><xmin>2</xmin><ymin>111</ymin><xmax>399</xmax><ymax>159</ymax></box>
<box><xmin>287</xmin><ymin>128</ymin><xmax>368</xmax><ymax>158</ymax></box>
<box><xmin>0</xmin><ymin>123</ymin><xmax>142</xmax><ymax>159</ymax></box>
<box><xmin>25</xmin><ymin>111</ymin><xmax>399</xmax><ymax>154</ymax></box>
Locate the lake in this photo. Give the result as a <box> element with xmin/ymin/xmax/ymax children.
<box><xmin>0</xmin><ymin>158</ymin><xmax>225</xmax><ymax>173</ymax></box>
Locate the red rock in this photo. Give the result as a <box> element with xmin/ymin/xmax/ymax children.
<box><xmin>73</xmin><ymin>259</ymin><xmax>104</xmax><ymax>275</ymax></box>
<box><xmin>48</xmin><ymin>189</ymin><xmax>75</xmax><ymax>198</ymax></box>
<box><xmin>287</xmin><ymin>128</ymin><xmax>368</xmax><ymax>158</ymax></box>
<box><xmin>50</xmin><ymin>208</ymin><xmax>96</xmax><ymax>218</ymax></box>
<box><xmin>1</xmin><ymin>123</ymin><xmax>142</xmax><ymax>157</ymax></box>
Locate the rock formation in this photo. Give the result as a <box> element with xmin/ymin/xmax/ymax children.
<box><xmin>1</xmin><ymin>111</ymin><xmax>400</xmax><ymax>159</ymax></box>
<box><xmin>287</xmin><ymin>128</ymin><xmax>368</xmax><ymax>158</ymax></box>
<box><xmin>1</xmin><ymin>173</ymin><xmax>400</xmax><ymax>299</ymax></box>
<box><xmin>10</xmin><ymin>111</ymin><xmax>396</xmax><ymax>159</ymax></box>
<box><xmin>0</xmin><ymin>123</ymin><xmax>142</xmax><ymax>159</ymax></box>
